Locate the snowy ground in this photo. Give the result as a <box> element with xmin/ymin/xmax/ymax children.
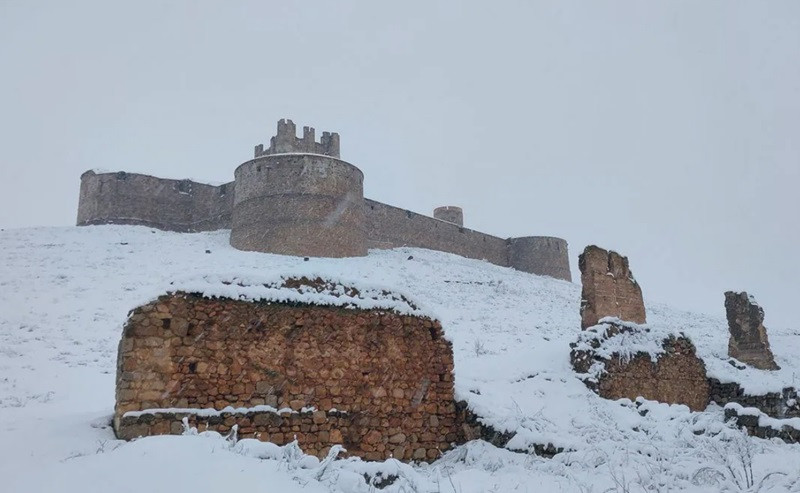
<box><xmin>1</xmin><ymin>225</ymin><xmax>799</xmax><ymax>492</ymax></box>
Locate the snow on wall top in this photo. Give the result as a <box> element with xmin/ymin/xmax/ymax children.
<box><xmin>570</xmin><ymin>317</ymin><xmax>685</xmax><ymax>380</ymax></box>
<box><xmin>164</xmin><ymin>273</ymin><xmax>437</xmax><ymax>319</ymax></box>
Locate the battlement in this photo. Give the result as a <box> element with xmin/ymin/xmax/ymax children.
<box><xmin>254</xmin><ymin>119</ymin><xmax>340</xmax><ymax>158</ymax></box>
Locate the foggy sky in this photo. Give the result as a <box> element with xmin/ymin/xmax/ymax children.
<box><xmin>1</xmin><ymin>1</ymin><xmax>797</xmax><ymax>329</ymax></box>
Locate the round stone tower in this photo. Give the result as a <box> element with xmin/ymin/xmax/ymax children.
<box><xmin>433</xmin><ymin>206</ymin><xmax>464</xmax><ymax>227</ymax></box>
<box><xmin>230</xmin><ymin>120</ymin><xmax>367</xmax><ymax>258</ymax></box>
<box><xmin>507</xmin><ymin>236</ymin><xmax>572</xmax><ymax>281</ymax></box>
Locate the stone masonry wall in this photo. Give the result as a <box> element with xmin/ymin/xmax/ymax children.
<box><xmin>723</xmin><ymin>404</ymin><xmax>800</xmax><ymax>443</ymax></box>
<box><xmin>364</xmin><ymin>199</ymin><xmax>509</xmax><ymax>267</ymax></box>
<box><xmin>507</xmin><ymin>236</ymin><xmax>572</xmax><ymax>281</ymax></box>
<box><xmin>596</xmin><ymin>338</ymin><xmax>709</xmax><ymax>411</ymax></box>
<box><xmin>364</xmin><ymin>199</ymin><xmax>572</xmax><ymax>280</ymax></box>
<box><xmin>708</xmin><ymin>379</ymin><xmax>799</xmax><ymax>419</ymax></box>
<box><xmin>571</xmin><ymin>323</ymin><xmax>710</xmax><ymax>411</ymax></box>
<box><xmin>115</xmin><ymin>293</ymin><xmax>464</xmax><ymax>461</ymax></box>
<box><xmin>77</xmin><ymin>171</ymin><xmax>233</xmax><ymax>232</ymax></box>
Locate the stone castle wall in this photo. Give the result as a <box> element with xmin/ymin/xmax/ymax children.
<box><xmin>77</xmin><ymin>171</ymin><xmax>233</xmax><ymax>232</ymax></box>
<box><xmin>364</xmin><ymin>199</ymin><xmax>510</xmax><ymax>267</ymax></box>
<box><xmin>115</xmin><ymin>292</ymin><xmax>465</xmax><ymax>461</ymax></box>
<box><xmin>76</xmin><ymin>120</ymin><xmax>572</xmax><ymax>279</ymax></box>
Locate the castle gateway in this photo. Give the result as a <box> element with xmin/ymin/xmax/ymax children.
<box><xmin>77</xmin><ymin>119</ymin><xmax>571</xmax><ymax>280</ymax></box>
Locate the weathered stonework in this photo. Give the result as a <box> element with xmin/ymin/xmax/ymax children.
<box><xmin>579</xmin><ymin>245</ymin><xmax>646</xmax><ymax>329</ymax></box>
<box><xmin>724</xmin><ymin>404</ymin><xmax>800</xmax><ymax>443</ymax></box>
<box><xmin>571</xmin><ymin>322</ymin><xmax>710</xmax><ymax>411</ymax></box>
<box><xmin>724</xmin><ymin>291</ymin><xmax>780</xmax><ymax>370</ymax></box>
<box><xmin>114</xmin><ymin>286</ymin><xmax>465</xmax><ymax>461</ymax></box>
<box><xmin>709</xmin><ymin>379</ymin><xmax>799</xmax><ymax>419</ymax></box>
<box><xmin>254</xmin><ymin>118</ymin><xmax>340</xmax><ymax>158</ymax></box>
<box><xmin>77</xmin><ymin>119</ymin><xmax>572</xmax><ymax>280</ymax></box>
<box><xmin>433</xmin><ymin>206</ymin><xmax>464</xmax><ymax>227</ymax></box>
<box><xmin>77</xmin><ymin>171</ymin><xmax>233</xmax><ymax>233</ymax></box>
<box><xmin>230</xmin><ymin>153</ymin><xmax>366</xmax><ymax>258</ymax></box>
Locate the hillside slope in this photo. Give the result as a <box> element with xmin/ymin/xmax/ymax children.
<box><xmin>1</xmin><ymin>226</ymin><xmax>799</xmax><ymax>492</ymax></box>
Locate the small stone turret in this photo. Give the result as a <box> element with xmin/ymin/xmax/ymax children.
<box><xmin>254</xmin><ymin>119</ymin><xmax>340</xmax><ymax>158</ymax></box>
<box><xmin>433</xmin><ymin>206</ymin><xmax>463</xmax><ymax>227</ymax></box>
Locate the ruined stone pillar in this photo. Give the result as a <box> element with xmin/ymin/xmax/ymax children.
<box><xmin>724</xmin><ymin>291</ymin><xmax>780</xmax><ymax>370</ymax></box>
<box><xmin>579</xmin><ymin>245</ymin><xmax>646</xmax><ymax>329</ymax></box>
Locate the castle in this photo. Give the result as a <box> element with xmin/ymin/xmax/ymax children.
<box><xmin>77</xmin><ymin>119</ymin><xmax>572</xmax><ymax>281</ymax></box>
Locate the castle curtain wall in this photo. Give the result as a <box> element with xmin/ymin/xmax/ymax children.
<box><xmin>77</xmin><ymin>171</ymin><xmax>233</xmax><ymax>232</ymax></box>
<box><xmin>363</xmin><ymin>199</ymin><xmax>510</xmax><ymax>267</ymax></box>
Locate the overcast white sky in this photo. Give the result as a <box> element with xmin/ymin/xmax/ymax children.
<box><xmin>1</xmin><ymin>1</ymin><xmax>797</xmax><ymax>329</ymax></box>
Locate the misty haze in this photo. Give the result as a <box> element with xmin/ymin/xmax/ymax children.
<box><xmin>1</xmin><ymin>1</ymin><xmax>798</xmax><ymax>492</ymax></box>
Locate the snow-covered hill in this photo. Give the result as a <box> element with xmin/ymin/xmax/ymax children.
<box><xmin>1</xmin><ymin>226</ymin><xmax>799</xmax><ymax>492</ymax></box>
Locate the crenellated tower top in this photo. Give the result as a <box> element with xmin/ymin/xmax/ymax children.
<box><xmin>254</xmin><ymin>119</ymin><xmax>340</xmax><ymax>158</ymax></box>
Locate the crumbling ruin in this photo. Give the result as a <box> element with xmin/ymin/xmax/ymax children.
<box><xmin>725</xmin><ymin>291</ymin><xmax>780</xmax><ymax>370</ymax></box>
<box><xmin>114</xmin><ymin>278</ymin><xmax>466</xmax><ymax>461</ymax></box>
<box><xmin>570</xmin><ymin>321</ymin><xmax>710</xmax><ymax>411</ymax></box>
<box><xmin>579</xmin><ymin>245</ymin><xmax>646</xmax><ymax>329</ymax></box>
<box><xmin>573</xmin><ymin>245</ymin><xmax>709</xmax><ymax>411</ymax></box>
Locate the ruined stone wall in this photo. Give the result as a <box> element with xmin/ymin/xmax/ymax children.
<box><xmin>595</xmin><ymin>337</ymin><xmax>710</xmax><ymax>411</ymax></box>
<box><xmin>230</xmin><ymin>154</ymin><xmax>366</xmax><ymax>258</ymax></box>
<box><xmin>571</xmin><ymin>323</ymin><xmax>710</xmax><ymax>411</ymax></box>
<box><xmin>708</xmin><ymin>379</ymin><xmax>799</xmax><ymax>419</ymax></box>
<box><xmin>114</xmin><ymin>293</ymin><xmax>464</xmax><ymax>461</ymax></box>
<box><xmin>723</xmin><ymin>404</ymin><xmax>800</xmax><ymax>442</ymax></box>
<box><xmin>77</xmin><ymin>171</ymin><xmax>233</xmax><ymax>232</ymax></box>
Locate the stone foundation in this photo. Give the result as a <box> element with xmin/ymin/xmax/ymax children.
<box><xmin>114</xmin><ymin>285</ymin><xmax>465</xmax><ymax>461</ymax></box>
